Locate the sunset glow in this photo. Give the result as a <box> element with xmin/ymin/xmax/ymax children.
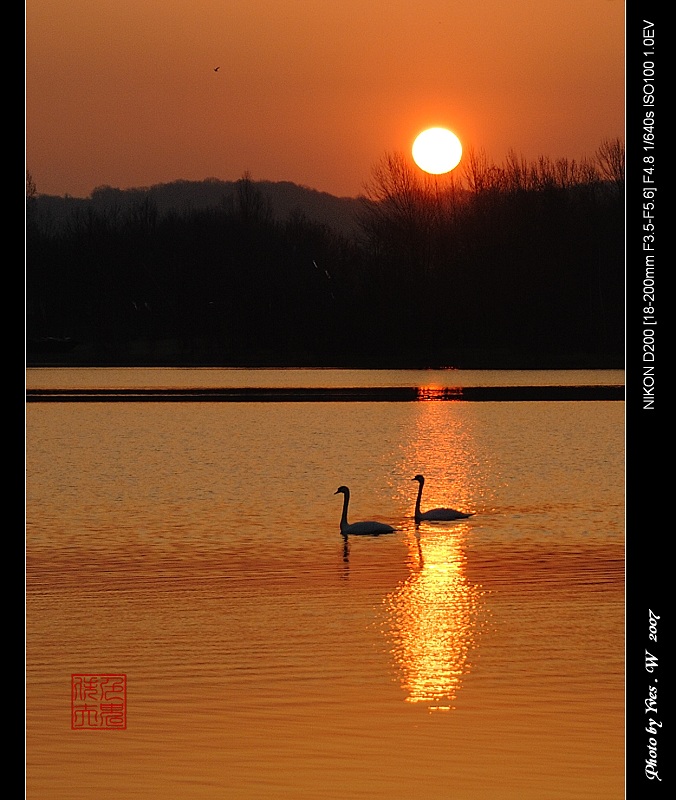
<box><xmin>25</xmin><ymin>0</ymin><xmax>625</xmax><ymax>199</ymax></box>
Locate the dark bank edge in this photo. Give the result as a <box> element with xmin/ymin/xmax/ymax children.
<box><xmin>25</xmin><ymin>385</ymin><xmax>624</xmax><ymax>403</ymax></box>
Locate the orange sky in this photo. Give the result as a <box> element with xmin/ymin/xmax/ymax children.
<box><xmin>25</xmin><ymin>0</ymin><xmax>625</xmax><ymax>199</ymax></box>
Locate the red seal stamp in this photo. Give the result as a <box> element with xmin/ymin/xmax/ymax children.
<box><xmin>71</xmin><ymin>674</ymin><xmax>127</xmax><ymax>730</ymax></box>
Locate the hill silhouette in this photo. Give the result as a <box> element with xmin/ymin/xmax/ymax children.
<box><xmin>33</xmin><ymin>178</ymin><xmax>364</xmax><ymax>239</ymax></box>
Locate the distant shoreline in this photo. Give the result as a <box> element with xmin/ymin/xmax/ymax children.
<box><xmin>26</xmin><ymin>385</ymin><xmax>624</xmax><ymax>403</ymax></box>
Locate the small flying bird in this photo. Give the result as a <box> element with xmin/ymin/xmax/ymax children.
<box><xmin>214</xmin><ymin>66</ymin><xmax>220</xmax><ymax>72</ymax></box>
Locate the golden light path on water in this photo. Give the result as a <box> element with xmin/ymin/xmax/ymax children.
<box><xmin>385</xmin><ymin>525</ymin><xmax>484</xmax><ymax>710</ymax></box>
<box><xmin>385</xmin><ymin>394</ymin><xmax>488</xmax><ymax>710</ymax></box>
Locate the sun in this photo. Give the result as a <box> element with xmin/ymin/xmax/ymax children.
<box><xmin>412</xmin><ymin>127</ymin><xmax>463</xmax><ymax>174</ymax></box>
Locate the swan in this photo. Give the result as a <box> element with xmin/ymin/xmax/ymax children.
<box><xmin>334</xmin><ymin>486</ymin><xmax>395</xmax><ymax>535</ymax></box>
<box><xmin>412</xmin><ymin>474</ymin><xmax>473</xmax><ymax>522</ymax></box>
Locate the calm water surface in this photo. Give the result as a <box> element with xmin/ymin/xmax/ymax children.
<box><xmin>25</xmin><ymin>369</ymin><xmax>625</xmax><ymax>799</ymax></box>
<box><xmin>25</xmin><ymin>366</ymin><xmax>624</xmax><ymax>389</ymax></box>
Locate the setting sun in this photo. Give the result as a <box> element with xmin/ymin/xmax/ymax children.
<box><xmin>412</xmin><ymin>127</ymin><xmax>463</xmax><ymax>174</ymax></box>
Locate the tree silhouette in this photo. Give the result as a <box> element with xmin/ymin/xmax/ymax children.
<box><xmin>596</xmin><ymin>137</ymin><xmax>625</xmax><ymax>191</ymax></box>
<box><xmin>26</xmin><ymin>145</ymin><xmax>624</xmax><ymax>367</ymax></box>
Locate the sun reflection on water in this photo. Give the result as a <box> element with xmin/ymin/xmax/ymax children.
<box><xmin>384</xmin><ymin>525</ymin><xmax>484</xmax><ymax>710</ymax></box>
<box><xmin>384</xmin><ymin>399</ymin><xmax>487</xmax><ymax>710</ymax></box>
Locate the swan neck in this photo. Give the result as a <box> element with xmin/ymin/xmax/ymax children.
<box><xmin>414</xmin><ymin>481</ymin><xmax>423</xmax><ymax>515</ymax></box>
<box><xmin>340</xmin><ymin>491</ymin><xmax>350</xmax><ymax>527</ymax></box>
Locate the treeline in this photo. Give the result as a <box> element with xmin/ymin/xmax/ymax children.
<box><xmin>26</xmin><ymin>141</ymin><xmax>624</xmax><ymax>367</ymax></box>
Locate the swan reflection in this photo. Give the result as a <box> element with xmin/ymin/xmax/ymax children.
<box><xmin>385</xmin><ymin>524</ymin><xmax>484</xmax><ymax>710</ymax></box>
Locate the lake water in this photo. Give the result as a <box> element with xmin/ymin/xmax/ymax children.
<box><xmin>25</xmin><ymin>369</ymin><xmax>625</xmax><ymax>800</ymax></box>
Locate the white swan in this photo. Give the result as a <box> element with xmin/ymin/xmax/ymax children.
<box><xmin>334</xmin><ymin>486</ymin><xmax>395</xmax><ymax>535</ymax></box>
<box><xmin>412</xmin><ymin>474</ymin><xmax>473</xmax><ymax>522</ymax></box>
